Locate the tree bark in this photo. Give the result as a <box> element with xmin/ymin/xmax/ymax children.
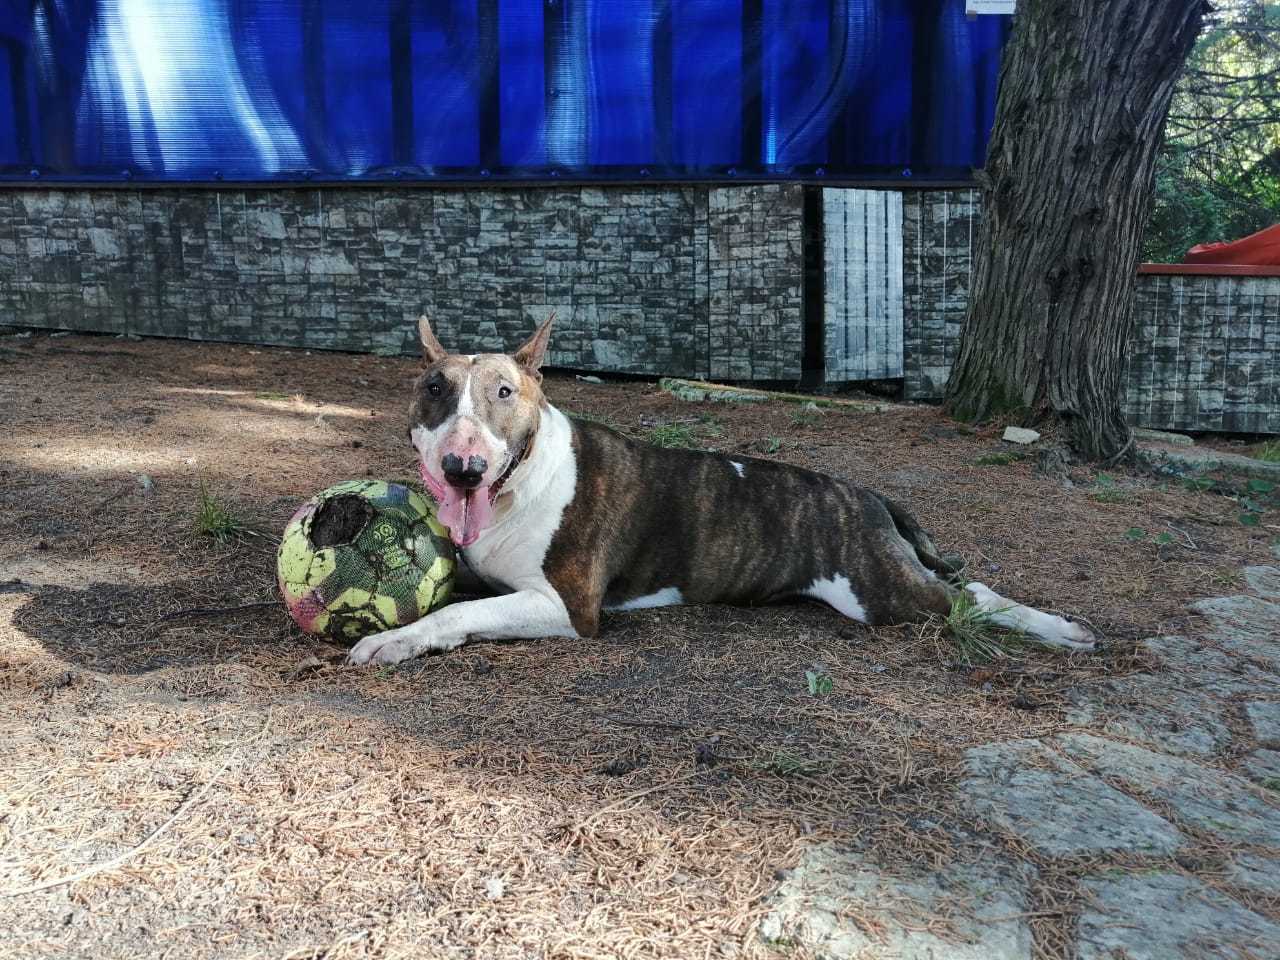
<box><xmin>944</xmin><ymin>0</ymin><xmax>1206</xmax><ymax>461</ymax></box>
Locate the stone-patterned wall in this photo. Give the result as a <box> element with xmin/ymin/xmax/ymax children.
<box><xmin>1127</xmin><ymin>273</ymin><xmax>1280</xmax><ymax>434</ymax></box>
<box><xmin>707</xmin><ymin>184</ymin><xmax>805</xmax><ymax>380</ymax></box>
<box><xmin>896</xmin><ymin>189</ymin><xmax>1280</xmax><ymax>434</ymax></box>
<box><xmin>901</xmin><ymin>188</ymin><xmax>979</xmax><ymax>399</ymax></box>
<box><xmin>0</xmin><ymin>185</ymin><xmax>804</xmax><ymax>381</ymax></box>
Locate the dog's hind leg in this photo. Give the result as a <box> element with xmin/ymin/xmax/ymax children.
<box><xmin>963</xmin><ymin>581</ymin><xmax>1096</xmax><ymax>652</ymax></box>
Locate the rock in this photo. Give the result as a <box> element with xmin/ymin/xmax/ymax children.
<box><xmin>1244</xmin><ymin>565</ymin><xmax>1280</xmax><ymax>602</ymax></box>
<box><xmin>284</xmin><ymin>656</ymin><xmax>325</xmax><ymax>682</ymax></box>
<box><xmin>484</xmin><ymin>878</ymin><xmax>505</xmax><ymax>900</ymax></box>
<box><xmin>1241</xmin><ymin>749</ymin><xmax>1280</xmax><ymax>783</ymax></box>
<box><xmin>1225</xmin><ymin>853</ymin><xmax>1280</xmax><ymax>897</ymax></box>
<box><xmin>1188</xmin><ymin>595</ymin><xmax>1280</xmax><ymax>671</ymax></box>
<box><xmin>1056</xmin><ymin>733</ymin><xmax>1280</xmax><ymax>846</ymax></box>
<box><xmin>1063</xmin><ymin>675</ymin><xmax>1233</xmax><ymax>757</ymax></box>
<box><xmin>575</xmin><ymin>374</ymin><xmax>604</xmax><ymax>384</ymax></box>
<box><xmin>760</xmin><ymin>846</ymin><xmax>1033</xmax><ymax>959</ymax></box>
<box><xmin>1140</xmin><ymin>635</ymin><xmax>1279</xmax><ymax>696</ymax></box>
<box><xmin>1001</xmin><ymin>427</ymin><xmax>1040</xmax><ymax>445</ymax></box>
<box><xmin>1077</xmin><ymin>872</ymin><xmax>1280</xmax><ymax>960</ymax></box>
<box><xmin>959</xmin><ymin>739</ymin><xmax>1183</xmax><ymax>857</ymax></box>
<box><xmin>1133</xmin><ymin>427</ymin><xmax>1195</xmax><ymax>446</ymax></box>
<box><xmin>1244</xmin><ymin>701</ymin><xmax>1280</xmax><ymax>744</ymax></box>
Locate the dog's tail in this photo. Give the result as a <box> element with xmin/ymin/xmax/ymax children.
<box><xmin>873</xmin><ymin>493</ymin><xmax>967</xmax><ymax>584</ymax></box>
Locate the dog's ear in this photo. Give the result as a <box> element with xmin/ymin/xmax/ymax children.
<box><xmin>417</xmin><ymin>316</ymin><xmax>448</xmax><ymax>364</ymax></box>
<box><xmin>513</xmin><ymin>312</ymin><xmax>555</xmax><ymax>378</ymax></box>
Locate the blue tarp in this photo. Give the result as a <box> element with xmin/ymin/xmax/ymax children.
<box><xmin>0</xmin><ymin>0</ymin><xmax>1009</xmax><ymax>183</ymax></box>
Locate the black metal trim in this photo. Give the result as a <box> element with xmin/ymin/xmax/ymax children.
<box><xmin>800</xmin><ymin>185</ymin><xmax>826</xmax><ymax>388</ymax></box>
<box><xmin>389</xmin><ymin>0</ymin><xmax>414</xmax><ymax>166</ymax></box>
<box><xmin>478</xmin><ymin>0</ymin><xmax>501</xmax><ymax>170</ymax></box>
<box><xmin>740</xmin><ymin>0</ymin><xmax>762</xmax><ymax>170</ymax></box>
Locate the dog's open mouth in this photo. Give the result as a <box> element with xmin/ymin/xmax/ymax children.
<box><xmin>421</xmin><ymin>436</ymin><xmax>531</xmax><ymax>548</ymax></box>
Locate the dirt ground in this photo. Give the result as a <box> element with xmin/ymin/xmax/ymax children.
<box><xmin>1</xmin><ymin>332</ymin><xmax>1276</xmax><ymax>959</ymax></box>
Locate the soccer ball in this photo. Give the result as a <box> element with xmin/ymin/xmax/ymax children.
<box><xmin>277</xmin><ymin>479</ymin><xmax>455</xmax><ymax>642</ymax></box>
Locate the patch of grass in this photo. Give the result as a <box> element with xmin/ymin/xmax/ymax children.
<box><xmin>1208</xmin><ymin>569</ymin><xmax>1244</xmax><ymax>591</ymax></box>
<box><xmin>1125</xmin><ymin>526</ymin><xmax>1175</xmax><ymax>547</ymax></box>
<box><xmin>645</xmin><ymin>423</ymin><xmax>698</xmax><ymax>449</ymax></box>
<box><xmin>762</xmin><ymin>750</ymin><xmax>823</xmax><ymax>778</ymax></box>
<box><xmin>1261</xmin><ymin>777</ymin><xmax>1280</xmax><ymax>793</ymax></box>
<box><xmin>941</xmin><ymin>591</ymin><xmax>1024</xmax><ymax>665</ymax></box>
<box><xmin>805</xmin><ymin>669</ymin><xmax>834</xmax><ymax>696</ymax></box>
<box><xmin>975</xmin><ymin>452</ymin><xmax>1022</xmax><ymax>466</ymax></box>
<box><xmin>568</xmin><ymin>409</ymin><xmax>620</xmax><ymax>430</ymax></box>
<box><xmin>254</xmin><ymin>390</ymin><xmax>290</xmax><ymax>401</ymax></box>
<box><xmin>761</xmin><ymin>437</ymin><xmax>782</xmax><ymax>454</ymax></box>
<box><xmin>696</xmin><ymin>414</ymin><xmax>725</xmax><ymax>436</ymax></box>
<box><xmin>1254</xmin><ymin>441</ymin><xmax>1280</xmax><ymax>463</ymax></box>
<box><xmin>1090</xmin><ymin>473</ymin><xmax>1134</xmax><ymax>504</ymax></box>
<box><xmin>193</xmin><ymin>481</ymin><xmax>242</xmax><ymax>543</ymax></box>
<box><xmin>790</xmin><ymin>408</ymin><xmax>823</xmax><ymax>428</ymax></box>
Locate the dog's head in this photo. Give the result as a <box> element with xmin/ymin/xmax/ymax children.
<box><xmin>408</xmin><ymin>314</ymin><xmax>554</xmax><ymax>547</ymax></box>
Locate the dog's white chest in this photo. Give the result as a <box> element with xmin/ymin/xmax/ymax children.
<box><xmin>461</xmin><ymin>406</ymin><xmax>577</xmax><ymax>590</ymax></box>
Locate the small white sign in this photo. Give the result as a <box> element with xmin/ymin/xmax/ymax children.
<box><xmin>966</xmin><ymin>0</ymin><xmax>1016</xmax><ymax>14</ymax></box>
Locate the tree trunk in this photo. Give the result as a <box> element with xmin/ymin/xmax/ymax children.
<box><xmin>944</xmin><ymin>0</ymin><xmax>1206</xmax><ymax>461</ymax></box>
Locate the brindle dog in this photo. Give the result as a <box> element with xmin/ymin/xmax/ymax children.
<box><xmin>347</xmin><ymin>316</ymin><xmax>1095</xmax><ymax>665</ymax></box>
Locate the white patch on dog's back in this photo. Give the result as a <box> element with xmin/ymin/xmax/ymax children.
<box><xmin>606</xmin><ymin>587</ymin><xmax>684</xmax><ymax>612</ymax></box>
<box><xmin>730</xmin><ymin>461</ymin><xmax>746</xmax><ymax>478</ymax></box>
<box><xmin>804</xmin><ymin>574</ymin><xmax>868</xmax><ymax>622</ymax></box>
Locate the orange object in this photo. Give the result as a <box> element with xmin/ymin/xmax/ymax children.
<box><xmin>1184</xmin><ymin>223</ymin><xmax>1280</xmax><ymax>266</ymax></box>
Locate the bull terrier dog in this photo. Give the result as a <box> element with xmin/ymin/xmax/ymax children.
<box><xmin>346</xmin><ymin>316</ymin><xmax>1096</xmax><ymax>666</ymax></box>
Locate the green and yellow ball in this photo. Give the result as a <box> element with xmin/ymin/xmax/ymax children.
<box><xmin>277</xmin><ymin>480</ymin><xmax>455</xmax><ymax>642</ymax></box>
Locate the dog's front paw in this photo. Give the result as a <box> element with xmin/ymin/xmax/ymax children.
<box><xmin>1059</xmin><ymin>619</ymin><xmax>1098</xmax><ymax>652</ymax></box>
<box><xmin>347</xmin><ymin>628</ymin><xmax>419</xmax><ymax>666</ymax></box>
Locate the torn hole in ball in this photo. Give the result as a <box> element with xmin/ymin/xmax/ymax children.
<box><xmin>309</xmin><ymin>494</ymin><xmax>374</xmax><ymax>548</ymax></box>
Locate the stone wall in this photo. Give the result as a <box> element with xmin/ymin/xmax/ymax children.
<box><xmin>901</xmin><ymin>188</ymin><xmax>979</xmax><ymax>400</ymax></box>
<box><xmin>1127</xmin><ymin>271</ymin><xmax>1280</xmax><ymax>434</ymax></box>
<box><xmin>895</xmin><ymin>192</ymin><xmax>1280</xmax><ymax>434</ymax></box>
<box><xmin>0</xmin><ymin>184</ymin><xmax>805</xmax><ymax>381</ymax></box>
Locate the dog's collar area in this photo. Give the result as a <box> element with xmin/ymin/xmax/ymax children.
<box><xmin>488</xmin><ymin>431</ymin><xmax>532</xmax><ymax>501</ymax></box>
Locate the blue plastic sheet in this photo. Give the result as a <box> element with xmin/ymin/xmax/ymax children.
<box><xmin>0</xmin><ymin>0</ymin><xmax>1009</xmax><ymax>183</ymax></box>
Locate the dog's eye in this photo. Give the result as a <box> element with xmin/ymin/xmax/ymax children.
<box><xmin>428</xmin><ymin>383</ymin><xmax>442</xmax><ymax>398</ymax></box>
<box><xmin>497</xmin><ymin>385</ymin><xmax>512</xmax><ymax>400</ymax></box>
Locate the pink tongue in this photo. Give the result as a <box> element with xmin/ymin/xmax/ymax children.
<box><xmin>436</xmin><ymin>485</ymin><xmax>495</xmax><ymax>547</ymax></box>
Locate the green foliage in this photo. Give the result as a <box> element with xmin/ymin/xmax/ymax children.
<box><xmin>1146</xmin><ymin>3</ymin><xmax>1280</xmax><ymax>262</ymax></box>
<box><xmin>763</xmin><ymin>750</ymin><xmax>823</xmax><ymax>778</ymax></box>
<box><xmin>942</xmin><ymin>592</ymin><xmax>1025</xmax><ymax>665</ymax></box>
<box><xmin>645</xmin><ymin>423</ymin><xmax>698</xmax><ymax>448</ymax></box>
<box><xmin>193</xmin><ymin>481</ymin><xmax>241</xmax><ymax>543</ymax></box>
<box><xmin>1091</xmin><ymin>473</ymin><xmax>1134</xmax><ymax>504</ymax></box>
<box><xmin>790</xmin><ymin>407</ymin><xmax>824</xmax><ymax>428</ymax></box>
<box><xmin>1254</xmin><ymin>441</ymin><xmax>1280</xmax><ymax>463</ymax></box>
<box><xmin>568</xmin><ymin>409</ymin><xmax>621</xmax><ymax>430</ymax></box>
<box><xmin>1126</xmin><ymin>526</ymin><xmax>1177</xmax><ymax>546</ymax></box>
<box><xmin>805</xmin><ymin>669</ymin><xmax>834</xmax><ymax>696</ymax></box>
<box><xmin>761</xmin><ymin>437</ymin><xmax>782</xmax><ymax>454</ymax></box>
